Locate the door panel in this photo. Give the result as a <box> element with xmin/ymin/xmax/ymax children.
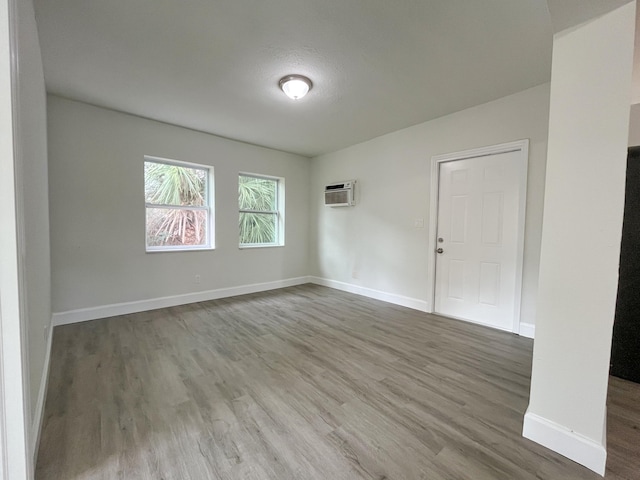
<box><xmin>479</xmin><ymin>262</ymin><xmax>500</xmax><ymax>306</ymax></box>
<box><xmin>481</xmin><ymin>192</ymin><xmax>503</xmax><ymax>245</ymax></box>
<box><xmin>450</xmin><ymin>196</ymin><xmax>468</xmax><ymax>242</ymax></box>
<box><xmin>434</xmin><ymin>150</ymin><xmax>522</xmax><ymax>331</ymax></box>
<box><xmin>447</xmin><ymin>259</ymin><xmax>465</xmax><ymax>300</ymax></box>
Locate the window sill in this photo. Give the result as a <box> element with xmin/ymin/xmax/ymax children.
<box><xmin>239</xmin><ymin>244</ymin><xmax>285</xmax><ymax>250</ymax></box>
<box><xmin>146</xmin><ymin>246</ymin><xmax>215</xmax><ymax>253</ymax></box>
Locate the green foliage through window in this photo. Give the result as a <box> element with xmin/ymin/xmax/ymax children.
<box><xmin>239</xmin><ymin>175</ymin><xmax>281</xmax><ymax>245</ymax></box>
<box><xmin>145</xmin><ymin>159</ymin><xmax>211</xmax><ymax>249</ymax></box>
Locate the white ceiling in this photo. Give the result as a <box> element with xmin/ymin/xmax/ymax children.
<box><xmin>34</xmin><ymin>1</ymin><xmax>555</xmax><ymax>157</ymax></box>
<box><xmin>546</xmin><ymin>0</ymin><xmax>632</xmax><ymax>33</ymax></box>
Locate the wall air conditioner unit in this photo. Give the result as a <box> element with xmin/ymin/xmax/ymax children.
<box><xmin>325</xmin><ymin>180</ymin><xmax>356</xmax><ymax>207</ymax></box>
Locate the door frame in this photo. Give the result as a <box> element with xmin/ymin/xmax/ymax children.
<box><xmin>0</xmin><ymin>0</ymin><xmax>32</xmax><ymax>477</ymax></box>
<box><xmin>426</xmin><ymin>139</ymin><xmax>529</xmax><ymax>333</ymax></box>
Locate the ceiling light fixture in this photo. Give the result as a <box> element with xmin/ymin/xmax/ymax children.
<box><xmin>279</xmin><ymin>74</ymin><xmax>312</xmax><ymax>100</ymax></box>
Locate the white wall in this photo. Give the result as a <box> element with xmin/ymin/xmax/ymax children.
<box><xmin>310</xmin><ymin>83</ymin><xmax>550</xmax><ymax>329</ymax></box>
<box><xmin>629</xmin><ymin>103</ymin><xmax>640</xmax><ymax>145</ymax></box>
<box><xmin>48</xmin><ymin>96</ymin><xmax>310</xmax><ymax>316</ymax></box>
<box><xmin>631</xmin><ymin>2</ymin><xmax>640</xmax><ymax>105</ymax></box>
<box><xmin>0</xmin><ymin>0</ymin><xmax>51</xmax><ymax>475</ymax></box>
<box><xmin>524</xmin><ymin>3</ymin><xmax>635</xmax><ymax>475</ymax></box>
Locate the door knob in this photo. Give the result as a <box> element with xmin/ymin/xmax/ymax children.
<box><xmin>436</xmin><ymin>248</ymin><xmax>444</xmax><ymax>254</ymax></box>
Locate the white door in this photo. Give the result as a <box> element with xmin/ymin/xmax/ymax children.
<box><xmin>434</xmin><ymin>148</ymin><xmax>525</xmax><ymax>331</ymax></box>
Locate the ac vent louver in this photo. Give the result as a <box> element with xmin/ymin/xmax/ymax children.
<box><xmin>324</xmin><ymin>180</ymin><xmax>356</xmax><ymax>207</ymax></box>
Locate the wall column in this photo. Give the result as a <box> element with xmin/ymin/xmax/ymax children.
<box><xmin>524</xmin><ymin>2</ymin><xmax>636</xmax><ymax>475</ymax></box>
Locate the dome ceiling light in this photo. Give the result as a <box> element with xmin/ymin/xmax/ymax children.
<box><xmin>279</xmin><ymin>74</ymin><xmax>313</xmax><ymax>100</ymax></box>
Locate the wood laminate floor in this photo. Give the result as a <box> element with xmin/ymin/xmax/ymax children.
<box><xmin>36</xmin><ymin>284</ymin><xmax>640</xmax><ymax>479</ymax></box>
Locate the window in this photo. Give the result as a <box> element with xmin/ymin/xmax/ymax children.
<box><xmin>238</xmin><ymin>173</ymin><xmax>284</xmax><ymax>247</ymax></box>
<box><xmin>144</xmin><ymin>157</ymin><xmax>213</xmax><ymax>251</ymax></box>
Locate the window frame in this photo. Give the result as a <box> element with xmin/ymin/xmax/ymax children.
<box><xmin>144</xmin><ymin>155</ymin><xmax>214</xmax><ymax>252</ymax></box>
<box><xmin>238</xmin><ymin>172</ymin><xmax>285</xmax><ymax>248</ymax></box>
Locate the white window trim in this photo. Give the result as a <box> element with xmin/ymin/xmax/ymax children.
<box><xmin>238</xmin><ymin>172</ymin><xmax>285</xmax><ymax>248</ymax></box>
<box><xmin>144</xmin><ymin>155</ymin><xmax>214</xmax><ymax>252</ymax></box>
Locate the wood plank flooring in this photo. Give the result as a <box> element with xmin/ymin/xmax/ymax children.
<box><xmin>36</xmin><ymin>284</ymin><xmax>640</xmax><ymax>479</ymax></box>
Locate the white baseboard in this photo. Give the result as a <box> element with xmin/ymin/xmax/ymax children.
<box><xmin>52</xmin><ymin>277</ymin><xmax>311</xmax><ymax>326</ymax></box>
<box><xmin>519</xmin><ymin>322</ymin><xmax>535</xmax><ymax>339</ymax></box>
<box><xmin>31</xmin><ymin>317</ymin><xmax>53</xmax><ymax>461</ymax></box>
<box><xmin>523</xmin><ymin>410</ymin><xmax>606</xmax><ymax>476</ymax></box>
<box><xmin>308</xmin><ymin>276</ymin><xmax>429</xmax><ymax>312</ymax></box>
